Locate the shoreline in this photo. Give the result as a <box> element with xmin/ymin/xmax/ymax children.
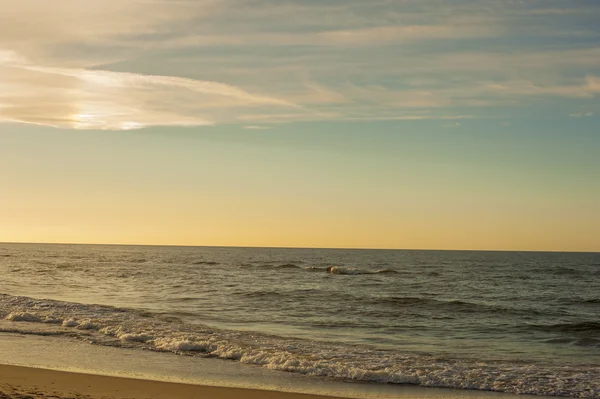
<box><xmin>0</xmin><ymin>364</ymin><xmax>557</xmax><ymax>399</ymax></box>
<box><xmin>0</xmin><ymin>364</ymin><xmax>343</xmax><ymax>399</ymax></box>
<box><xmin>0</xmin><ymin>331</ymin><xmax>562</xmax><ymax>399</ymax></box>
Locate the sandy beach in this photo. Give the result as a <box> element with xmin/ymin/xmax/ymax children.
<box><xmin>0</xmin><ymin>363</ymin><xmax>562</xmax><ymax>399</ymax></box>
<box><xmin>2</xmin><ymin>333</ymin><xmax>549</xmax><ymax>399</ymax></box>
<box><xmin>0</xmin><ymin>364</ymin><xmax>347</xmax><ymax>399</ymax></box>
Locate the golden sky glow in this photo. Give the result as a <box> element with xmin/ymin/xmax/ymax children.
<box><xmin>1</xmin><ymin>1</ymin><xmax>599</xmax><ymax>251</ymax></box>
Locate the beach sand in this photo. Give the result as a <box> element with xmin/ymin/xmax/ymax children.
<box><xmin>0</xmin><ymin>364</ymin><xmax>345</xmax><ymax>399</ymax></box>
<box><xmin>1</xmin><ymin>334</ymin><xmax>542</xmax><ymax>399</ymax></box>
<box><xmin>0</xmin><ymin>363</ymin><xmax>558</xmax><ymax>399</ymax></box>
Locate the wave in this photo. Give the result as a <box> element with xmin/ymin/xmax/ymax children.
<box><xmin>531</xmin><ymin>266</ymin><xmax>593</xmax><ymax>277</ymax></box>
<box><xmin>214</xmin><ymin>289</ymin><xmax>539</xmax><ymax>318</ymax></box>
<box><xmin>304</xmin><ymin>266</ymin><xmax>326</xmax><ymax>272</ymax></box>
<box><xmin>275</xmin><ymin>263</ymin><xmax>302</xmax><ymax>269</ymax></box>
<box><xmin>581</xmin><ymin>298</ymin><xmax>600</xmax><ymax>304</ymax></box>
<box><xmin>243</xmin><ymin>263</ymin><xmax>302</xmax><ymax>269</ymax></box>
<box><xmin>370</xmin><ymin>296</ymin><xmax>533</xmax><ymax>316</ymax></box>
<box><xmin>0</xmin><ymin>326</ymin><xmax>82</xmax><ymax>338</ymax></box>
<box><xmin>107</xmin><ymin>271</ymin><xmax>144</xmax><ymax>279</ymax></box>
<box><xmin>326</xmin><ymin>266</ymin><xmax>397</xmax><ymax>275</ymax></box>
<box><xmin>236</xmin><ymin>289</ymin><xmax>353</xmax><ymax>302</ymax></box>
<box><xmin>530</xmin><ymin>321</ymin><xmax>600</xmax><ymax>334</ymax></box>
<box><xmin>543</xmin><ymin>337</ymin><xmax>600</xmax><ymax>347</ymax></box>
<box><xmin>0</xmin><ymin>293</ymin><xmax>598</xmax><ymax>397</ymax></box>
<box><xmin>243</xmin><ymin>263</ymin><xmax>398</xmax><ymax>275</ymax></box>
<box><xmin>373</xmin><ymin>296</ymin><xmax>430</xmax><ymax>305</ymax></box>
<box><xmin>237</xmin><ymin>290</ymin><xmax>283</xmax><ymax>299</ymax></box>
<box><xmin>574</xmin><ymin>337</ymin><xmax>600</xmax><ymax>347</ymax></box>
<box><xmin>243</xmin><ymin>260</ymin><xmax>306</xmax><ymax>267</ymax></box>
<box><xmin>192</xmin><ymin>261</ymin><xmax>220</xmax><ymax>265</ymax></box>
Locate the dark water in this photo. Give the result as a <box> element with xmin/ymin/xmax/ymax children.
<box><xmin>1</xmin><ymin>243</ymin><xmax>599</xmax><ymax>397</ymax></box>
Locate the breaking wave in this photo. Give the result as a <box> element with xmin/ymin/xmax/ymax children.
<box><xmin>0</xmin><ymin>293</ymin><xmax>598</xmax><ymax>397</ymax></box>
<box><xmin>240</xmin><ymin>263</ymin><xmax>398</xmax><ymax>275</ymax></box>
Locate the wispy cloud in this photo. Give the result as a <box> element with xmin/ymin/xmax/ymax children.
<box><xmin>443</xmin><ymin>122</ymin><xmax>462</xmax><ymax>128</ymax></box>
<box><xmin>314</xmin><ymin>22</ymin><xmax>500</xmax><ymax>46</ymax></box>
<box><xmin>0</xmin><ymin>49</ymin><xmax>479</xmax><ymax>129</ymax></box>
<box><xmin>1</xmin><ymin>0</ymin><xmax>599</xmax><ymax>130</ymax></box>
<box><xmin>0</xmin><ymin>50</ymin><xmax>299</xmax><ymax>130</ymax></box>
<box><xmin>481</xmin><ymin>77</ymin><xmax>600</xmax><ymax>99</ymax></box>
<box><xmin>569</xmin><ymin>112</ymin><xmax>594</xmax><ymax>117</ymax></box>
<box><xmin>527</xmin><ymin>8</ymin><xmax>580</xmax><ymax>16</ymax></box>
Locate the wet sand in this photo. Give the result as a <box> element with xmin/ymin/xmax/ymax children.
<box><xmin>0</xmin><ymin>363</ymin><xmax>558</xmax><ymax>399</ymax></box>
<box><xmin>0</xmin><ymin>364</ymin><xmax>344</xmax><ymax>399</ymax></box>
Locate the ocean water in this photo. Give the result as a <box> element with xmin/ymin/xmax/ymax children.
<box><xmin>0</xmin><ymin>243</ymin><xmax>598</xmax><ymax>397</ymax></box>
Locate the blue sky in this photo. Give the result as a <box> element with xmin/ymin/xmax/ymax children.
<box><xmin>0</xmin><ymin>0</ymin><xmax>599</xmax><ymax>250</ymax></box>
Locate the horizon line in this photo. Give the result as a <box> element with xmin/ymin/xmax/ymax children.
<box><xmin>1</xmin><ymin>240</ymin><xmax>598</xmax><ymax>254</ymax></box>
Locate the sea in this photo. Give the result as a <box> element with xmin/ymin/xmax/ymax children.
<box><xmin>0</xmin><ymin>243</ymin><xmax>598</xmax><ymax>397</ymax></box>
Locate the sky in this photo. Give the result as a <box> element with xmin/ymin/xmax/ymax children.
<box><xmin>1</xmin><ymin>0</ymin><xmax>599</xmax><ymax>252</ymax></box>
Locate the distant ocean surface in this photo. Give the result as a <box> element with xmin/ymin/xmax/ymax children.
<box><xmin>1</xmin><ymin>243</ymin><xmax>599</xmax><ymax>397</ymax></box>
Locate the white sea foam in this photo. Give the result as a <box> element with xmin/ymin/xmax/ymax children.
<box><xmin>6</xmin><ymin>312</ymin><xmax>43</xmax><ymax>322</ymax></box>
<box><xmin>77</xmin><ymin>319</ymin><xmax>99</xmax><ymax>330</ymax></box>
<box><xmin>62</xmin><ymin>318</ymin><xmax>79</xmax><ymax>327</ymax></box>
<box><xmin>1</xmin><ymin>293</ymin><xmax>598</xmax><ymax>398</ymax></box>
<box><xmin>154</xmin><ymin>338</ymin><xmax>213</xmax><ymax>352</ymax></box>
<box><xmin>120</xmin><ymin>333</ymin><xmax>154</xmax><ymax>343</ymax></box>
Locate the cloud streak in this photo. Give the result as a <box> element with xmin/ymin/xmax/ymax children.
<box><xmin>1</xmin><ymin>0</ymin><xmax>599</xmax><ymax>130</ymax></box>
<box><xmin>0</xmin><ymin>50</ymin><xmax>299</xmax><ymax>130</ymax></box>
<box><xmin>0</xmin><ymin>49</ymin><xmax>476</xmax><ymax>130</ymax></box>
